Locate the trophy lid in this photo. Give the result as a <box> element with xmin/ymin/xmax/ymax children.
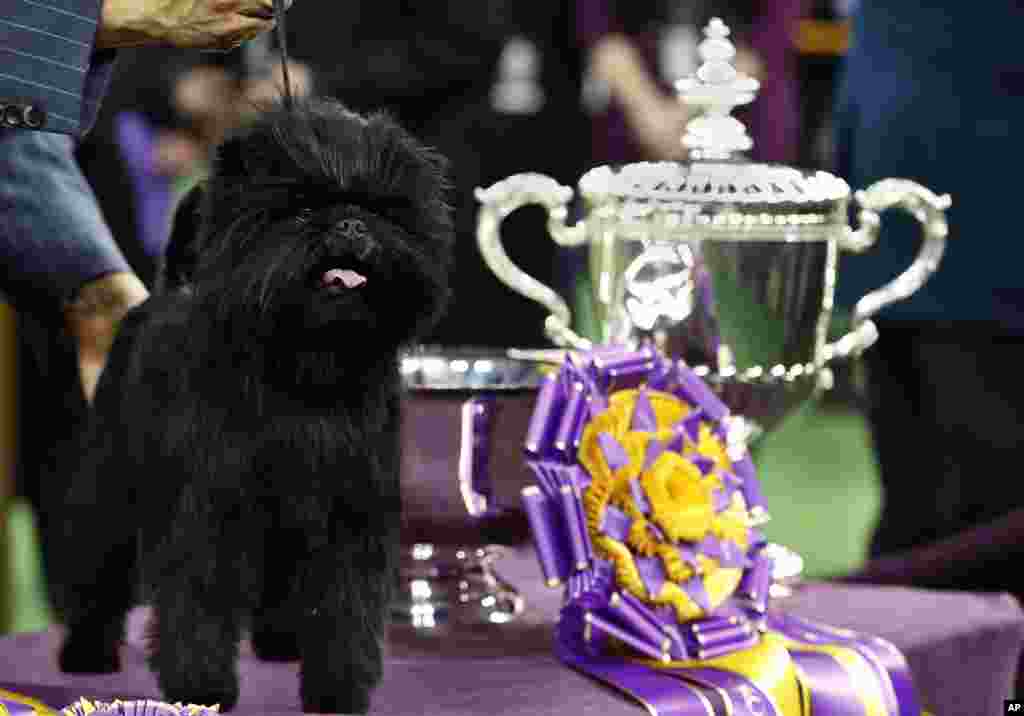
<box><xmin>579</xmin><ymin>18</ymin><xmax>850</xmax><ymax>228</ymax></box>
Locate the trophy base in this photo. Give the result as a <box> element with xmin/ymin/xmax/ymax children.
<box><xmin>391</xmin><ymin>544</ymin><xmax>525</xmax><ymax>630</ymax></box>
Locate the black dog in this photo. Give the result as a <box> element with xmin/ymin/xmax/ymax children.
<box><xmin>54</xmin><ymin>98</ymin><xmax>452</xmax><ymax>713</ymax></box>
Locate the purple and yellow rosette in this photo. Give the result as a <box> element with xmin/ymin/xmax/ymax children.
<box><xmin>0</xmin><ymin>692</ymin><xmax>219</xmax><ymax>716</ymax></box>
<box><xmin>0</xmin><ymin>694</ymin><xmax>219</xmax><ymax>716</ymax></box>
<box><xmin>59</xmin><ymin>700</ymin><xmax>219</xmax><ymax>716</ymax></box>
<box><xmin>521</xmin><ymin>344</ymin><xmax>928</xmax><ymax>716</ymax></box>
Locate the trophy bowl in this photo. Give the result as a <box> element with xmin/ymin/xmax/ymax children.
<box><xmin>475</xmin><ymin>17</ymin><xmax>950</xmax><ymax>446</ymax></box>
<box><xmin>395</xmin><ymin>346</ymin><xmax>549</xmax><ymax>629</ymax></box>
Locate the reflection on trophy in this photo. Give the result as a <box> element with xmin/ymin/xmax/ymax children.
<box><xmin>394</xmin><ymin>347</ymin><xmax>548</xmax><ymax>629</ymax></box>
<box><xmin>475</xmin><ymin>19</ymin><xmax>949</xmax><ymax>582</ymax></box>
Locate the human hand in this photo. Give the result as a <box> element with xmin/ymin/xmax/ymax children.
<box><xmin>243</xmin><ymin>56</ymin><xmax>313</xmax><ymax>106</ymax></box>
<box><xmin>590</xmin><ymin>35</ymin><xmax>693</xmax><ymax>160</ymax></box>
<box><xmin>96</xmin><ymin>0</ymin><xmax>283</xmax><ymax>50</ymax></box>
<box><xmin>734</xmin><ymin>46</ymin><xmax>763</xmax><ymax>82</ymax></box>
<box><xmin>625</xmin><ymin>97</ymin><xmax>694</xmax><ymax>161</ymax></box>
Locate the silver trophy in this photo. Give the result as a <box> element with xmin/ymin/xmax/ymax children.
<box><xmin>395</xmin><ymin>347</ymin><xmax>547</xmax><ymax>629</ymax></box>
<box><xmin>475</xmin><ymin>18</ymin><xmax>949</xmax><ymax>587</ymax></box>
<box><xmin>476</xmin><ymin>17</ymin><xmax>949</xmax><ymax>444</ymax></box>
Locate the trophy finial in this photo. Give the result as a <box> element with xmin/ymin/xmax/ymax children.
<box><xmin>676</xmin><ymin>17</ymin><xmax>759</xmax><ymax>160</ymax></box>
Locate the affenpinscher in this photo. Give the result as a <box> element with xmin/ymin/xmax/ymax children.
<box><xmin>54</xmin><ymin>98</ymin><xmax>452</xmax><ymax>714</ymax></box>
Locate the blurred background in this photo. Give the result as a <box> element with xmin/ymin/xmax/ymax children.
<box><xmin>0</xmin><ymin>0</ymin><xmax>872</xmax><ymax>633</ymax></box>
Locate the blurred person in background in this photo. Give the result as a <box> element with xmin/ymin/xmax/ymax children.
<box><xmin>579</xmin><ymin>0</ymin><xmax>804</xmax><ymax>166</ymax></box>
<box><xmin>833</xmin><ymin>1</ymin><xmax>1024</xmax><ymax>561</ymax></box>
<box><xmin>282</xmin><ymin>0</ymin><xmax>589</xmax><ymax>348</ymax></box>
<box><xmin>571</xmin><ymin>1</ymin><xmax>802</xmax><ymax>342</ymax></box>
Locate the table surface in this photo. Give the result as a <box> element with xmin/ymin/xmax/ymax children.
<box><xmin>1</xmin><ymin>546</ymin><xmax>1022</xmax><ymax>716</ymax></box>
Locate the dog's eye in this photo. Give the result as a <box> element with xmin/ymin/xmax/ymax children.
<box><xmin>320</xmin><ymin>269</ymin><xmax>368</xmax><ymax>291</ymax></box>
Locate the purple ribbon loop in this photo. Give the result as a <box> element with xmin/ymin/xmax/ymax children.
<box><xmin>524</xmin><ymin>373</ymin><xmax>564</xmax><ymax>459</ymax></box>
<box><xmin>598</xmin><ymin>433</ymin><xmax>631</xmax><ymax>472</ymax></box>
<box><xmin>568</xmin><ymin>464</ymin><xmax>591</xmax><ymax>491</ymax></box>
<box><xmin>717</xmin><ymin>539</ymin><xmax>749</xmax><ymax>569</ymax></box>
<box><xmin>666</xmin><ymin>427</ymin><xmax>687</xmax><ymax>454</ymax></box>
<box><xmin>631</xmin><ymin>389</ymin><xmax>659</xmax><ymax>433</ymax></box>
<box><xmin>731</xmin><ymin>455</ymin><xmax>768</xmax><ymax>515</ymax></box>
<box><xmin>691</xmin><ymin>621</ymin><xmax>754</xmax><ymax>649</ymax></box>
<box><xmin>521</xmin><ymin>486</ymin><xmax>572</xmax><ymax>586</ymax></box>
<box><xmin>719</xmin><ymin>470</ymin><xmax>744</xmax><ymax>488</ymax></box>
<box><xmin>675</xmin><ymin>544</ymin><xmax>698</xmax><ymax>569</ymax></box>
<box><xmin>592</xmin><ymin>345</ymin><xmax>658</xmax><ymax>383</ymax></box>
<box><xmin>609</xmin><ymin>592</ymin><xmax>673</xmax><ymax>656</ymax></box>
<box><xmin>560</xmin><ymin>484</ymin><xmax>593</xmax><ymax>571</ymax></box>
<box><xmin>736</xmin><ymin>549</ymin><xmax>774</xmax><ymax>614</ymax></box>
<box><xmin>697</xmin><ymin>633</ymin><xmax>761</xmax><ymax>662</ymax></box>
<box><xmin>554</xmin><ymin>381</ymin><xmax>589</xmax><ymax>459</ymax></box>
<box><xmin>681</xmin><ymin>574</ymin><xmax>712</xmax><ymax>613</ymax></box>
<box><xmin>692</xmin><ymin>455</ymin><xmax>715</xmax><ymax>476</ymax></box>
<box><xmin>600</xmin><ymin>505</ymin><xmax>633</xmax><ymax>541</ymax></box>
<box><xmin>647</xmin><ymin>355</ymin><xmax>676</xmax><ymax>392</ymax></box>
<box><xmin>642</xmin><ymin>438</ymin><xmax>667</xmax><ymax>472</ymax></box>
<box><xmin>674</xmin><ymin>363</ymin><xmax>730</xmax><ymax>422</ymax></box>
<box><xmin>527</xmin><ymin>462</ymin><xmax>558</xmax><ymax>495</ymax></box>
<box><xmin>712</xmin><ymin>487</ymin><xmax>733</xmax><ymax>513</ymax></box>
<box><xmin>677</xmin><ymin>411</ymin><xmax>705</xmax><ymax>443</ymax></box>
<box><xmin>689</xmin><ymin>614</ymin><xmax>742</xmax><ymax>634</ymax></box>
<box><xmin>695</xmin><ymin>535</ymin><xmax>724</xmax><ymax>562</ymax></box>
<box><xmin>586</xmin><ymin>611</ymin><xmax>667</xmax><ymax>662</ymax></box>
<box><xmin>629</xmin><ymin>478</ymin><xmax>652</xmax><ymax>516</ymax></box>
<box><xmin>592</xmin><ymin>557</ymin><xmax>617</xmax><ymax>593</ymax></box>
<box><xmin>634</xmin><ymin>556</ymin><xmax>667</xmax><ymax>598</ymax></box>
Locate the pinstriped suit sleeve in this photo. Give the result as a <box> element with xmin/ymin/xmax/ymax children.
<box><xmin>0</xmin><ymin>0</ymin><xmax>117</xmax><ymax>136</ymax></box>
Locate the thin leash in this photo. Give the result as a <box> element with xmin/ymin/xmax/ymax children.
<box><xmin>272</xmin><ymin>0</ymin><xmax>295</xmax><ymax>109</ymax></box>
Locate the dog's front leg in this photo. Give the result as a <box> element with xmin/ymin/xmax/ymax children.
<box><xmin>297</xmin><ymin>526</ymin><xmax>395</xmax><ymax>715</ymax></box>
<box><xmin>57</xmin><ymin>538</ymin><xmax>136</xmax><ymax>674</ymax></box>
<box><xmin>149</xmin><ymin>519</ymin><xmax>257</xmax><ymax>712</ymax></box>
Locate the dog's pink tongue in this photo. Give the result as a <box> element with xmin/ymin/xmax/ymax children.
<box><xmin>323</xmin><ymin>269</ymin><xmax>367</xmax><ymax>289</ymax></box>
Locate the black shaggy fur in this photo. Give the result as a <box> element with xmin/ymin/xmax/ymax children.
<box><xmin>54</xmin><ymin>98</ymin><xmax>452</xmax><ymax>713</ymax></box>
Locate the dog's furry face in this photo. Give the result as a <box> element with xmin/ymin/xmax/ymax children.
<box><xmin>186</xmin><ymin>100</ymin><xmax>452</xmax><ymax>365</ymax></box>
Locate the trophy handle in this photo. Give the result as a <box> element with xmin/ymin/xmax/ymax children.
<box><xmin>825</xmin><ymin>179</ymin><xmax>951</xmax><ymax>361</ymax></box>
<box><xmin>476</xmin><ymin>173</ymin><xmax>592</xmax><ymax>350</ymax></box>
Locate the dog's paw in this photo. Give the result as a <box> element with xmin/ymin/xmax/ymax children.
<box><xmin>251</xmin><ymin>628</ymin><xmax>301</xmax><ymax>662</ymax></box>
<box><xmin>301</xmin><ymin>687</ymin><xmax>370</xmax><ymax>715</ymax></box>
<box><xmin>161</xmin><ymin>682</ymin><xmax>240</xmax><ymax>713</ymax></box>
<box><xmin>58</xmin><ymin>634</ymin><xmax>121</xmax><ymax>674</ymax></box>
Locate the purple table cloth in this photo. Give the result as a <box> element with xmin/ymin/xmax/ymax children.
<box><xmin>0</xmin><ymin>547</ymin><xmax>1021</xmax><ymax>716</ymax></box>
